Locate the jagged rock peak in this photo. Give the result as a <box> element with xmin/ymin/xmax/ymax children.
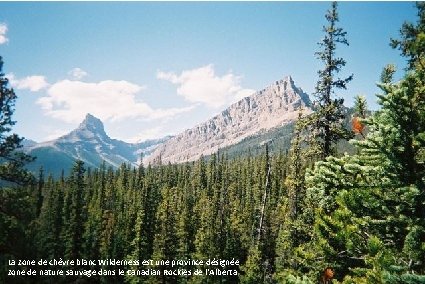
<box><xmin>145</xmin><ymin>75</ymin><xmax>313</xmax><ymax>164</ymax></box>
<box><xmin>256</xmin><ymin>75</ymin><xmax>311</xmax><ymax>106</ymax></box>
<box><xmin>78</xmin><ymin>113</ymin><xmax>105</xmax><ymax>134</ymax></box>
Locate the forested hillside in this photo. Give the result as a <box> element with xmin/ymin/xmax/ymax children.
<box><xmin>1</xmin><ymin>2</ymin><xmax>424</xmax><ymax>284</ymax></box>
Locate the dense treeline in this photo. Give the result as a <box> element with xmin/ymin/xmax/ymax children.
<box><xmin>2</xmin><ymin>81</ymin><xmax>423</xmax><ymax>283</ymax></box>
<box><xmin>1</xmin><ymin>2</ymin><xmax>425</xmax><ymax>284</ymax></box>
<box><xmin>3</xmin><ymin>148</ymin><xmax>291</xmax><ymax>283</ymax></box>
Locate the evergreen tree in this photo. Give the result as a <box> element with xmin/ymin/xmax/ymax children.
<box><xmin>37</xmin><ymin>175</ymin><xmax>59</xmax><ymax>259</ymax></box>
<box><xmin>64</xmin><ymin>160</ymin><xmax>86</xmax><ymax>261</ymax></box>
<box><xmin>152</xmin><ymin>186</ymin><xmax>179</xmax><ymax>283</ymax></box>
<box><xmin>276</xmin><ymin>112</ymin><xmax>307</xmax><ymax>276</ymax></box>
<box><xmin>305</xmin><ymin>70</ymin><xmax>425</xmax><ymax>279</ymax></box>
<box><xmin>305</xmin><ymin>14</ymin><xmax>425</xmax><ymax>279</ymax></box>
<box><xmin>0</xmin><ymin>56</ymin><xmax>35</xmax><ymax>283</ymax></box>
<box><xmin>0</xmin><ymin>56</ymin><xmax>34</xmax><ymax>184</ymax></box>
<box><xmin>35</xmin><ymin>167</ymin><xmax>44</xmax><ymax>217</ymax></box>
<box><xmin>391</xmin><ymin>2</ymin><xmax>425</xmax><ymax>70</ymax></box>
<box><xmin>176</xmin><ymin>169</ymin><xmax>197</xmax><ymax>261</ymax></box>
<box><xmin>240</xmin><ymin>246</ymin><xmax>263</xmax><ymax>284</ymax></box>
<box><xmin>302</xmin><ymin>1</ymin><xmax>353</xmax><ymax>160</ymax></box>
<box><xmin>83</xmin><ymin>168</ymin><xmax>103</xmax><ymax>263</ymax></box>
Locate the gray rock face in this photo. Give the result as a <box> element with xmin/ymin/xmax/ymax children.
<box><xmin>146</xmin><ymin>76</ymin><xmax>312</xmax><ymax>164</ymax></box>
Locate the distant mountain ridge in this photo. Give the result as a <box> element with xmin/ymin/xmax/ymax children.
<box><xmin>145</xmin><ymin>76</ymin><xmax>312</xmax><ymax>164</ymax></box>
<box><xmin>25</xmin><ymin>114</ymin><xmax>170</xmax><ymax>176</ymax></box>
<box><xmin>24</xmin><ymin>75</ymin><xmax>312</xmax><ymax>176</ymax></box>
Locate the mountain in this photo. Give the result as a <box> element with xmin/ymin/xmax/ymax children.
<box><xmin>21</xmin><ymin>138</ymin><xmax>38</xmax><ymax>149</ymax></box>
<box><xmin>219</xmin><ymin>121</ymin><xmax>296</xmax><ymax>159</ymax></box>
<box><xmin>24</xmin><ymin>76</ymin><xmax>313</xmax><ymax>175</ymax></box>
<box><xmin>146</xmin><ymin>76</ymin><xmax>312</xmax><ymax>164</ymax></box>
<box><xmin>25</xmin><ymin>114</ymin><xmax>170</xmax><ymax>177</ymax></box>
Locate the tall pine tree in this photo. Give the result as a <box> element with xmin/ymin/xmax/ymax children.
<box><xmin>303</xmin><ymin>2</ymin><xmax>353</xmax><ymax>160</ymax></box>
<box><xmin>63</xmin><ymin>160</ymin><xmax>86</xmax><ymax>261</ymax></box>
<box><xmin>0</xmin><ymin>56</ymin><xmax>35</xmax><ymax>284</ymax></box>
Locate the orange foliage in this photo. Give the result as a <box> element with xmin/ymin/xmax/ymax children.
<box><xmin>352</xmin><ymin>116</ymin><xmax>364</xmax><ymax>134</ymax></box>
<box><xmin>321</xmin><ymin>267</ymin><xmax>334</xmax><ymax>284</ymax></box>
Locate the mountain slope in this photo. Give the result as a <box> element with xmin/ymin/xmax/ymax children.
<box><xmin>219</xmin><ymin>106</ymin><xmax>358</xmax><ymax>160</ymax></box>
<box><xmin>146</xmin><ymin>76</ymin><xmax>312</xmax><ymax>164</ymax></box>
<box><xmin>26</xmin><ymin>114</ymin><xmax>170</xmax><ymax>176</ymax></box>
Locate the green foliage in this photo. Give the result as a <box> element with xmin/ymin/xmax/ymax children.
<box><xmin>276</xmin><ymin>273</ymin><xmax>314</xmax><ymax>284</ymax></box>
<box><xmin>240</xmin><ymin>246</ymin><xmax>263</xmax><ymax>284</ymax></box>
<box><xmin>0</xmin><ymin>56</ymin><xmax>34</xmax><ymax>185</ymax></box>
<box><xmin>2</xmin><ymin>4</ymin><xmax>425</xmax><ymax>284</ymax></box>
<box><xmin>0</xmin><ymin>56</ymin><xmax>35</xmax><ymax>284</ymax></box>
<box><xmin>353</xmin><ymin>95</ymin><xmax>367</xmax><ymax>119</ymax></box>
<box><xmin>220</xmin><ymin>122</ymin><xmax>295</xmax><ymax>159</ymax></box>
<box><xmin>63</xmin><ymin>160</ymin><xmax>87</xmax><ymax>261</ymax></box>
<box><xmin>303</xmin><ymin>5</ymin><xmax>425</xmax><ymax>281</ymax></box>
<box><xmin>391</xmin><ymin>2</ymin><xmax>425</xmax><ymax>69</ymax></box>
<box><xmin>380</xmin><ymin>64</ymin><xmax>396</xmax><ymax>84</ymax></box>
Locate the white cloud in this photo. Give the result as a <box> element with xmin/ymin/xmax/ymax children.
<box><xmin>0</xmin><ymin>23</ymin><xmax>8</xmax><ymax>45</ymax></box>
<box><xmin>44</xmin><ymin>129</ymin><xmax>69</xmax><ymax>141</ymax></box>
<box><xmin>7</xmin><ymin>73</ymin><xmax>49</xmax><ymax>92</ymax></box>
<box><xmin>157</xmin><ymin>64</ymin><xmax>255</xmax><ymax>108</ymax></box>
<box><xmin>127</xmin><ymin>126</ymin><xmax>166</xmax><ymax>143</ymax></box>
<box><xmin>37</xmin><ymin>79</ymin><xmax>194</xmax><ymax>123</ymax></box>
<box><xmin>68</xmin><ymin>68</ymin><xmax>88</xmax><ymax>80</ymax></box>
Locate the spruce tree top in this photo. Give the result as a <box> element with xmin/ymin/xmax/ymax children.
<box><xmin>314</xmin><ymin>1</ymin><xmax>353</xmax><ymax>103</ymax></box>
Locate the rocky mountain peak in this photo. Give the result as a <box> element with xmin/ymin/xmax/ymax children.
<box><xmin>77</xmin><ymin>113</ymin><xmax>106</xmax><ymax>136</ymax></box>
<box><xmin>259</xmin><ymin>75</ymin><xmax>311</xmax><ymax>107</ymax></box>
<box><xmin>146</xmin><ymin>75</ymin><xmax>312</xmax><ymax>164</ymax></box>
<box><xmin>25</xmin><ymin>112</ymin><xmax>173</xmax><ymax>177</ymax></box>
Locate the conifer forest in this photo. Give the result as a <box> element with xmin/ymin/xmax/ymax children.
<box><xmin>1</xmin><ymin>2</ymin><xmax>425</xmax><ymax>283</ymax></box>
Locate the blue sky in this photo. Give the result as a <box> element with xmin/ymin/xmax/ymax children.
<box><xmin>0</xmin><ymin>2</ymin><xmax>417</xmax><ymax>142</ymax></box>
